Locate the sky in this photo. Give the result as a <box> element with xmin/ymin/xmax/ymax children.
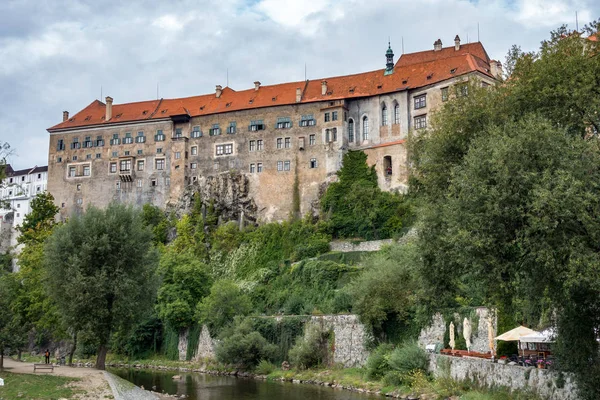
<box><xmin>0</xmin><ymin>0</ymin><xmax>598</xmax><ymax>170</ymax></box>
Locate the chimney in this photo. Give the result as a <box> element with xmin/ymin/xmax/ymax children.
<box><xmin>254</xmin><ymin>81</ymin><xmax>261</xmax><ymax>91</ymax></box>
<box><xmin>296</xmin><ymin>88</ymin><xmax>302</xmax><ymax>103</ymax></box>
<box><xmin>321</xmin><ymin>80</ymin><xmax>328</xmax><ymax>96</ymax></box>
<box><xmin>434</xmin><ymin>39</ymin><xmax>442</xmax><ymax>51</ymax></box>
<box><xmin>490</xmin><ymin>60</ymin><xmax>503</xmax><ymax>79</ymax></box>
<box><xmin>62</xmin><ymin>111</ymin><xmax>69</xmax><ymax>122</ymax></box>
<box><xmin>454</xmin><ymin>35</ymin><xmax>461</xmax><ymax>51</ymax></box>
<box><xmin>215</xmin><ymin>85</ymin><xmax>223</xmax><ymax>98</ymax></box>
<box><xmin>105</xmin><ymin>96</ymin><xmax>113</xmax><ymax>121</ymax></box>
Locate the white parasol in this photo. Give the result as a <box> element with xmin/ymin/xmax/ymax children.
<box><xmin>449</xmin><ymin>321</ymin><xmax>455</xmax><ymax>350</ymax></box>
<box><xmin>463</xmin><ymin>317</ymin><xmax>472</xmax><ymax>352</ymax></box>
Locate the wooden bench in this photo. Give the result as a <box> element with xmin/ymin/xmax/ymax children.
<box><xmin>33</xmin><ymin>364</ymin><xmax>54</xmax><ymax>373</ymax></box>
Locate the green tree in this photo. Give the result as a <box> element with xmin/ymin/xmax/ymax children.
<box><xmin>16</xmin><ymin>192</ymin><xmax>60</xmax><ymax>244</ymax></box>
<box><xmin>321</xmin><ymin>150</ymin><xmax>411</xmax><ymax>239</ymax></box>
<box><xmin>156</xmin><ymin>250</ymin><xmax>211</xmax><ymax>332</ymax></box>
<box><xmin>417</xmin><ymin>116</ymin><xmax>600</xmax><ymax>398</ymax></box>
<box><xmin>0</xmin><ymin>272</ymin><xmax>22</xmax><ymax>370</ymax></box>
<box><xmin>141</xmin><ymin>204</ymin><xmax>169</xmax><ymax>245</ymax></box>
<box><xmin>196</xmin><ymin>280</ymin><xmax>252</xmax><ymax>334</ymax></box>
<box><xmin>44</xmin><ymin>203</ymin><xmax>159</xmax><ymax>370</ymax></box>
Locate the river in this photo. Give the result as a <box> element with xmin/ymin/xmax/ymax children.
<box><xmin>111</xmin><ymin>368</ymin><xmax>379</xmax><ymax>400</ymax></box>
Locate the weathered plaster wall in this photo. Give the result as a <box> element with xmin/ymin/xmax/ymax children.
<box><xmin>429</xmin><ymin>354</ymin><xmax>578</xmax><ymax>400</ymax></box>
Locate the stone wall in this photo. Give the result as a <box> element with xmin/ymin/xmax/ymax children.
<box><xmin>429</xmin><ymin>354</ymin><xmax>578</xmax><ymax>400</ymax></box>
<box><xmin>178</xmin><ymin>329</ymin><xmax>189</xmax><ymax>361</ymax></box>
<box><xmin>308</xmin><ymin>314</ymin><xmax>369</xmax><ymax>367</ymax></box>
<box><xmin>418</xmin><ymin>307</ymin><xmax>496</xmax><ymax>353</ymax></box>
<box><xmin>329</xmin><ymin>239</ymin><xmax>394</xmax><ymax>253</ymax></box>
<box><xmin>193</xmin><ymin>325</ymin><xmax>216</xmax><ymax>361</ymax></box>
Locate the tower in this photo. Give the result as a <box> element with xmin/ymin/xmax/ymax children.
<box><xmin>385</xmin><ymin>41</ymin><xmax>394</xmax><ymax>75</ymax></box>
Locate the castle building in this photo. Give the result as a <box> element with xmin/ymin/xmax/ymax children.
<box><xmin>0</xmin><ymin>164</ymin><xmax>49</xmax><ymax>270</ymax></box>
<box><xmin>47</xmin><ymin>38</ymin><xmax>500</xmax><ymax>222</ymax></box>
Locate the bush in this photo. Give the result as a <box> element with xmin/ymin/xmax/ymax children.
<box><xmin>382</xmin><ymin>370</ymin><xmax>404</xmax><ymax>387</ymax></box>
<box><xmin>365</xmin><ymin>343</ymin><xmax>394</xmax><ymax>380</ymax></box>
<box><xmin>196</xmin><ymin>280</ymin><xmax>252</xmax><ymax>335</ymax></box>
<box><xmin>215</xmin><ymin>317</ymin><xmax>277</xmax><ymax>369</ymax></box>
<box><xmin>288</xmin><ymin>324</ymin><xmax>331</xmax><ymax>369</ymax></box>
<box><xmin>255</xmin><ymin>359</ymin><xmax>276</xmax><ymax>375</ymax></box>
<box><xmin>387</xmin><ymin>341</ymin><xmax>429</xmax><ymax>376</ymax></box>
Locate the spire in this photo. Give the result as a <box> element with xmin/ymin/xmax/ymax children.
<box><xmin>385</xmin><ymin>40</ymin><xmax>394</xmax><ymax>75</ymax></box>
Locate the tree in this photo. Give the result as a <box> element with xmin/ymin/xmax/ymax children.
<box><xmin>196</xmin><ymin>280</ymin><xmax>252</xmax><ymax>334</ymax></box>
<box><xmin>0</xmin><ymin>272</ymin><xmax>22</xmax><ymax>370</ymax></box>
<box><xmin>156</xmin><ymin>250</ymin><xmax>211</xmax><ymax>332</ymax></box>
<box><xmin>44</xmin><ymin>203</ymin><xmax>159</xmax><ymax>370</ymax></box>
<box><xmin>16</xmin><ymin>192</ymin><xmax>60</xmax><ymax>244</ymax></box>
<box><xmin>321</xmin><ymin>150</ymin><xmax>411</xmax><ymax>239</ymax></box>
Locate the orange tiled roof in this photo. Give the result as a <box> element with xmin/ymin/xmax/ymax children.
<box><xmin>48</xmin><ymin>43</ymin><xmax>494</xmax><ymax>132</ymax></box>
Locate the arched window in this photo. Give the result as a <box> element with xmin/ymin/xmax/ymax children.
<box><xmin>394</xmin><ymin>103</ymin><xmax>400</xmax><ymax>124</ymax></box>
<box><xmin>382</xmin><ymin>104</ymin><xmax>388</xmax><ymax>126</ymax></box>
<box><xmin>348</xmin><ymin>119</ymin><xmax>354</xmax><ymax>142</ymax></box>
<box><xmin>362</xmin><ymin>116</ymin><xmax>369</xmax><ymax>141</ymax></box>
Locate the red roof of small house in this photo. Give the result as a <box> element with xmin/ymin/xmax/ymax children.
<box><xmin>48</xmin><ymin>42</ymin><xmax>495</xmax><ymax>132</ymax></box>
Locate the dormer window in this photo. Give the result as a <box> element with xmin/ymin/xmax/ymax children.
<box><xmin>276</xmin><ymin>117</ymin><xmax>292</xmax><ymax>129</ymax></box>
<box><xmin>209</xmin><ymin>124</ymin><xmax>221</xmax><ymax>136</ymax></box>
<box><xmin>248</xmin><ymin>120</ymin><xmax>265</xmax><ymax>131</ymax></box>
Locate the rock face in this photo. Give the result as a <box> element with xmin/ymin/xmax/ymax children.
<box><xmin>178</xmin><ymin>329</ymin><xmax>189</xmax><ymax>361</ymax></box>
<box><xmin>194</xmin><ymin>325</ymin><xmax>216</xmax><ymax>361</ymax></box>
<box><xmin>173</xmin><ymin>172</ymin><xmax>258</xmax><ymax>225</ymax></box>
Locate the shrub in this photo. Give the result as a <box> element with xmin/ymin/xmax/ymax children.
<box><xmin>382</xmin><ymin>371</ymin><xmax>404</xmax><ymax>387</ymax></box>
<box><xmin>215</xmin><ymin>317</ymin><xmax>277</xmax><ymax>369</ymax></box>
<box><xmin>255</xmin><ymin>359</ymin><xmax>276</xmax><ymax>375</ymax></box>
<box><xmin>387</xmin><ymin>341</ymin><xmax>429</xmax><ymax>376</ymax></box>
<box><xmin>365</xmin><ymin>343</ymin><xmax>394</xmax><ymax>380</ymax></box>
<box><xmin>288</xmin><ymin>324</ymin><xmax>331</xmax><ymax>369</ymax></box>
<box><xmin>196</xmin><ymin>280</ymin><xmax>252</xmax><ymax>335</ymax></box>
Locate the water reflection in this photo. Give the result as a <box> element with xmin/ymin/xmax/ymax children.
<box><xmin>111</xmin><ymin>368</ymin><xmax>378</xmax><ymax>400</ymax></box>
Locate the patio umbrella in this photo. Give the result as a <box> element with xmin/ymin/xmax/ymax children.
<box><xmin>519</xmin><ymin>328</ymin><xmax>555</xmax><ymax>343</ymax></box>
<box><xmin>449</xmin><ymin>321</ymin><xmax>455</xmax><ymax>350</ymax></box>
<box><xmin>494</xmin><ymin>326</ymin><xmax>537</xmax><ymax>341</ymax></box>
<box><xmin>463</xmin><ymin>317</ymin><xmax>472</xmax><ymax>352</ymax></box>
<box><xmin>487</xmin><ymin>318</ymin><xmax>495</xmax><ymax>356</ymax></box>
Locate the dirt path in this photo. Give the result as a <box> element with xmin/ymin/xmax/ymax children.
<box><xmin>2</xmin><ymin>357</ymin><xmax>114</xmax><ymax>399</ymax></box>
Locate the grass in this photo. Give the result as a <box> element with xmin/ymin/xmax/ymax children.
<box><xmin>0</xmin><ymin>371</ymin><xmax>81</xmax><ymax>400</ymax></box>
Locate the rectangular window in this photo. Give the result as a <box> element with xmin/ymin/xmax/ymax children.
<box><xmin>155</xmin><ymin>159</ymin><xmax>165</xmax><ymax>170</ymax></box>
<box><xmin>277</xmin><ymin>161</ymin><xmax>283</xmax><ymax>171</ymax></box>
<box><xmin>249</xmin><ymin>140</ymin><xmax>256</xmax><ymax>152</ymax></box>
<box><xmin>155</xmin><ymin>130</ymin><xmax>165</xmax><ymax>141</ymax></box>
<box><xmin>227</xmin><ymin>122</ymin><xmax>236</xmax><ymax>134</ymax></box>
<box><xmin>441</xmin><ymin>87</ymin><xmax>449</xmax><ymax>102</ymax></box>
<box><xmin>414</xmin><ymin>95</ymin><xmax>426</xmax><ymax>109</ymax></box>
<box><xmin>276</xmin><ymin>117</ymin><xmax>292</xmax><ymax>129</ymax></box>
<box><xmin>83</xmin><ymin>165</ymin><xmax>91</xmax><ymax>176</ymax></box>
<box><xmin>57</xmin><ymin>139</ymin><xmax>65</xmax><ymax>151</ymax></box>
<box><xmin>83</xmin><ymin>136</ymin><xmax>93</xmax><ymax>148</ymax></box>
<box><xmin>137</xmin><ymin>160</ymin><xmax>144</xmax><ymax>171</ymax></box>
<box><xmin>310</xmin><ymin>158</ymin><xmax>318</xmax><ymax>168</ymax></box>
<box><xmin>190</xmin><ymin>162</ymin><xmax>197</xmax><ymax>169</ymax></box>
<box><xmin>309</xmin><ymin>134</ymin><xmax>316</xmax><ymax>145</ymax></box>
<box><xmin>151</xmin><ymin>179</ymin><xmax>157</xmax><ymax>187</ymax></box>
<box><xmin>57</xmin><ymin>157</ymin><xmax>62</xmax><ymax>163</ymax></box>
<box><xmin>257</xmin><ymin>163</ymin><xmax>263</xmax><ymax>173</ymax></box>
<box><xmin>110</xmin><ymin>134</ymin><xmax>120</xmax><ymax>145</ymax></box>
<box><xmin>123</xmin><ymin>132</ymin><xmax>133</xmax><ymax>144</ymax></box>
<box><xmin>209</xmin><ymin>124</ymin><xmax>221</xmax><ymax>136</ymax></box>
<box><xmin>215</xmin><ymin>143</ymin><xmax>234</xmax><ymax>156</ymax></box>
<box><xmin>324</xmin><ymin>112</ymin><xmax>330</xmax><ymax>122</ymax></box>
<box><xmin>137</xmin><ymin>149</ymin><xmax>143</xmax><ymax>155</ymax></box>
<box><xmin>276</xmin><ymin>138</ymin><xmax>283</xmax><ymax>149</ymax></box>
<box><xmin>95</xmin><ymin>136</ymin><xmax>104</xmax><ymax>147</ymax></box>
<box><xmin>175</xmin><ymin>152</ymin><xmax>181</xmax><ymax>159</ymax></box>
<box><xmin>157</xmin><ymin>148</ymin><xmax>162</xmax><ymax>154</ymax></box>
<box><xmin>249</xmin><ymin>120</ymin><xmax>265</xmax><ymax>131</ymax></box>
<box><xmin>257</xmin><ymin>140</ymin><xmax>264</xmax><ymax>151</ymax></box>
<box><xmin>284</xmin><ymin>137</ymin><xmax>291</xmax><ymax>148</ymax></box>
<box><xmin>299</xmin><ymin>137</ymin><xmax>305</xmax><ymax>149</ymax></box>
<box><xmin>284</xmin><ymin>160</ymin><xmax>291</xmax><ymax>171</ymax></box>
<box><xmin>458</xmin><ymin>84</ymin><xmax>468</xmax><ymax>97</ymax></box>
<box><xmin>136</xmin><ymin>131</ymin><xmax>146</xmax><ymax>143</ymax></box>
<box><xmin>124</xmin><ymin>151</ymin><xmax>130</xmax><ymax>156</ymax></box>
<box><xmin>249</xmin><ymin>163</ymin><xmax>256</xmax><ymax>173</ymax></box>
<box><xmin>116</xmin><ymin>181</ymin><xmax>121</xmax><ymax>190</ymax></box>
<box><xmin>174</xmin><ymin>128</ymin><xmax>183</xmax><ymax>138</ymax></box>
<box><xmin>191</xmin><ymin>126</ymin><xmax>202</xmax><ymax>138</ymax></box>
<box><xmin>68</xmin><ymin>166</ymin><xmax>76</xmax><ymax>177</ymax></box>
<box><xmin>86</xmin><ymin>154</ymin><xmax>92</xmax><ymax>160</ymax></box>
<box><xmin>414</xmin><ymin>115</ymin><xmax>427</xmax><ymax>129</ymax></box>
<box><xmin>137</xmin><ymin>179</ymin><xmax>143</xmax><ymax>188</ymax></box>
<box><xmin>110</xmin><ymin>162</ymin><xmax>117</xmax><ymax>173</ymax></box>
<box><xmin>191</xmin><ymin>146</ymin><xmax>198</xmax><ymax>155</ymax></box>
<box><xmin>120</xmin><ymin>159</ymin><xmax>131</xmax><ymax>172</ymax></box>
<box><xmin>96</xmin><ymin>153</ymin><xmax>101</xmax><ymax>158</ymax></box>
<box><xmin>332</xmin><ymin>111</ymin><xmax>338</xmax><ymax>121</ymax></box>
<box><xmin>112</xmin><ymin>151</ymin><xmax>117</xmax><ymax>157</ymax></box>
<box><xmin>71</xmin><ymin>138</ymin><xmax>81</xmax><ymax>149</ymax></box>
<box><xmin>300</xmin><ymin>115</ymin><xmax>316</xmax><ymax>127</ymax></box>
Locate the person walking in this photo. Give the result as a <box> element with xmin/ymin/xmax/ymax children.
<box><xmin>44</xmin><ymin>349</ymin><xmax>50</xmax><ymax>364</ymax></box>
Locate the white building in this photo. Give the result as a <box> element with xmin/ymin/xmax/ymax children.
<box><xmin>0</xmin><ymin>164</ymin><xmax>48</xmax><ymax>270</ymax></box>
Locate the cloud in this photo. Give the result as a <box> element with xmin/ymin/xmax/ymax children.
<box><xmin>0</xmin><ymin>0</ymin><xmax>598</xmax><ymax>169</ymax></box>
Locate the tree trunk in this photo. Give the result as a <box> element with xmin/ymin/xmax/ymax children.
<box><xmin>17</xmin><ymin>348</ymin><xmax>22</xmax><ymax>361</ymax></box>
<box><xmin>96</xmin><ymin>344</ymin><xmax>108</xmax><ymax>370</ymax></box>
<box><xmin>68</xmin><ymin>332</ymin><xmax>78</xmax><ymax>366</ymax></box>
<box><xmin>0</xmin><ymin>351</ymin><xmax>4</xmax><ymax>371</ymax></box>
